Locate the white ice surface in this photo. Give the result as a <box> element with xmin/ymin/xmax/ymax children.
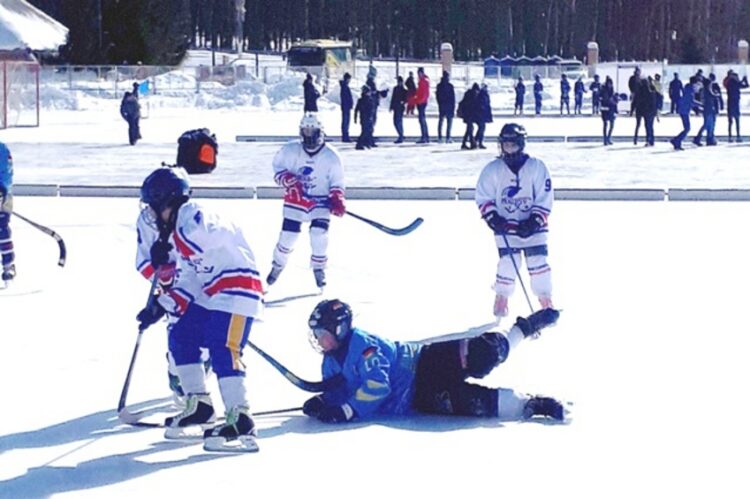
<box><xmin>0</xmin><ymin>100</ymin><xmax>749</xmax><ymax>498</ymax></box>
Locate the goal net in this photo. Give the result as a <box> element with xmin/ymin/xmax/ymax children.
<box><xmin>0</xmin><ymin>61</ymin><xmax>40</xmax><ymax>129</ymax></box>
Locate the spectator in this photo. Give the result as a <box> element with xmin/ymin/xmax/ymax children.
<box><xmin>670</xmin><ymin>77</ymin><xmax>699</xmax><ymax>150</ymax></box>
<box><xmin>669</xmin><ymin>73</ymin><xmax>683</xmax><ymax>114</ymax></box>
<box><xmin>599</xmin><ymin>76</ymin><xmax>618</xmax><ymax>146</ymax></box>
<box><xmin>120</xmin><ymin>82</ymin><xmax>141</xmax><ymax>145</ymax></box>
<box><xmin>405</xmin><ymin>71</ymin><xmax>417</xmax><ymax>115</ymax></box>
<box><xmin>628</xmin><ymin>67</ymin><xmax>641</xmax><ymax>116</ymax></box>
<box><xmin>303</xmin><ymin>73</ymin><xmax>320</xmax><ymax>113</ymax></box>
<box><xmin>415</xmin><ymin>67</ymin><xmax>430</xmax><ymax>144</ymax></box>
<box><xmin>436</xmin><ymin>71</ymin><xmax>456</xmax><ymax>143</ymax></box>
<box><xmin>560</xmin><ymin>74</ymin><xmax>570</xmax><ymax>114</ymax></box>
<box><xmin>694</xmin><ymin>73</ymin><xmax>723</xmax><ymax>146</ymax></box>
<box><xmin>339</xmin><ymin>73</ymin><xmax>353</xmax><ymax>142</ymax></box>
<box><xmin>653</xmin><ymin>73</ymin><xmax>664</xmax><ymax>116</ymax></box>
<box><xmin>354</xmin><ymin>86</ymin><xmax>374</xmax><ymax>150</ymax></box>
<box><xmin>366</xmin><ymin>76</ymin><xmax>388</xmax><ymax>142</ymax></box>
<box><xmin>533</xmin><ymin>74</ymin><xmax>543</xmax><ymax>115</ymax></box>
<box><xmin>632</xmin><ymin>76</ymin><xmax>656</xmax><ymax>146</ymax></box>
<box><xmin>725</xmin><ymin>70</ymin><xmax>749</xmax><ymax>142</ymax></box>
<box><xmin>390</xmin><ymin>76</ymin><xmax>407</xmax><ymax>143</ymax></box>
<box><xmin>573</xmin><ymin>76</ymin><xmax>585</xmax><ymax>114</ymax></box>
<box><xmin>474</xmin><ymin>83</ymin><xmax>493</xmax><ymax>149</ymax></box>
<box><xmin>692</xmin><ymin>69</ymin><xmax>704</xmax><ymax>115</ymax></box>
<box><xmin>458</xmin><ymin>83</ymin><xmax>479</xmax><ymax>150</ymax></box>
<box><xmin>514</xmin><ymin>76</ymin><xmax>525</xmax><ymax>115</ymax></box>
<box><xmin>589</xmin><ymin>74</ymin><xmax>601</xmax><ymax>115</ymax></box>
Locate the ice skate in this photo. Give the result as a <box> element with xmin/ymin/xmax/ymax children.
<box><xmin>168</xmin><ymin>372</ymin><xmax>186</xmax><ymax>407</ymax></box>
<box><xmin>523</xmin><ymin>396</ymin><xmax>566</xmax><ymax>422</ymax></box>
<box><xmin>164</xmin><ymin>393</ymin><xmax>216</xmax><ymax>439</ymax></box>
<box><xmin>2</xmin><ymin>263</ymin><xmax>16</xmax><ymax>283</ymax></box>
<box><xmin>313</xmin><ymin>268</ymin><xmax>326</xmax><ymax>289</ymax></box>
<box><xmin>493</xmin><ymin>294</ymin><xmax>508</xmax><ymax>317</ymax></box>
<box><xmin>203</xmin><ymin>405</ymin><xmax>259</xmax><ymax>453</ymax></box>
<box><xmin>266</xmin><ymin>263</ymin><xmax>283</xmax><ymax>286</ymax></box>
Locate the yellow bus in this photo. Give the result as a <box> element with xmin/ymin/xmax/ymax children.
<box><xmin>287</xmin><ymin>39</ymin><xmax>355</xmax><ymax>89</ymax></box>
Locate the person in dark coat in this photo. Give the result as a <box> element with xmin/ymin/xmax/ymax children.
<box><xmin>405</xmin><ymin>72</ymin><xmax>417</xmax><ymax>115</ymax></box>
<box><xmin>628</xmin><ymin>67</ymin><xmax>641</xmax><ymax>116</ymax></box>
<box><xmin>599</xmin><ymin>76</ymin><xmax>618</xmax><ymax>145</ymax></box>
<box><xmin>474</xmin><ymin>83</ymin><xmax>493</xmax><ymax>149</ymax></box>
<box><xmin>354</xmin><ymin>86</ymin><xmax>374</xmax><ymax>150</ymax></box>
<box><xmin>573</xmin><ymin>76</ymin><xmax>585</xmax><ymax>114</ymax></box>
<box><xmin>589</xmin><ymin>74</ymin><xmax>601</xmax><ymax>115</ymax></box>
<box><xmin>303</xmin><ymin>73</ymin><xmax>320</xmax><ymax>113</ymax></box>
<box><xmin>533</xmin><ymin>74</ymin><xmax>543</xmax><ymax>115</ymax></box>
<box><xmin>120</xmin><ymin>82</ymin><xmax>141</xmax><ymax>145</ymax></box>
<box><xmin>636</xmin><ymin>77</ymin><xmax>658</xmax><ymax>146</ymax></box>
<box><xmin>339</xmin><ymin>73</ymin><xmax>353</xmax><ymax>142</ymax></box>
<box><xmin>670</xmin><ymin>77</ymin><xmax>699</xmax><ymax>150</ymax></box>
<box><xmin>458</xmin><ymin>83</ymin><xmax>479</xmax><ymax>149</ymax></box>
<box><xmin>366</xmin><ymin>76</ymin><xmax>388</xmax><ymax>130</ymax></box>
<box><xmin>436</xmin><ymin>71</ymin><xmax>456</xmax><ymax>143</ymax></box>
<box><xmin>725</xmin><ymin>70</ymin><xmax>749</xmax><ymax>142</ymax></box>
<box><xmin>390</xmin><ymin>76</ymin><xmax>408</xmax><ymax>143</ymax></box>
<box><xmin>514</xmin><ymin>76</ymin><xmax>525</xmax><ymax>115</ymax></box>
<box><xmin>668</xmin><ymin>73</ymin><xmax>683</xmax><ymax>114</ymax></box>
<box><xmin>560</xmin><ymin>74</ymin><xmax>571</xmax><ymax>114</ymax></box>
<box><xmin>693</xmin><ymin>73</ymin><xmax>723</xmax><ymax>146</ymax></box>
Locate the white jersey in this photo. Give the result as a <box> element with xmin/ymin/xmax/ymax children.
<box><xmin>136</xmin><ymin>210</ymin><xmax>208</xmax><ymax>316</ymax></box>
<box><xmin>475</xmin><ymin>156</ymin><xmax>554</xmax><ymax>248</ymax></box>
<box><xmin>272</xmin><ymin>140</ymin><xmax>345</xmax><ymax>221</ymax></box>
<box><xmin>159</xmin><ymin>201</ymin><xmax>263</xmax><ymax>318</ymax></box>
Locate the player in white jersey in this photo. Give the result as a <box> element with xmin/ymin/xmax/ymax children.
<box><xmin>475</xmin><ymin>123</ymin><xmax>554</xmax><ymax>318</ymax></box>
<box><xmin>266</xmin><ymin>114</ymin><xmax>346</xmax><ymax>289</ymax></box>
<box><xmin>138</xmin><ymin>166</ymin><xmax>263</xmax><ymax>452</ymax></box>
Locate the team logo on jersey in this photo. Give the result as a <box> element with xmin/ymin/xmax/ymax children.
<box><xmin>502</xmin><ymin>185</ymin><xmax>521</xmax><ymax>198</ymax></box>
<box><xmin>501</xmin><ymin>185</ymin><xmax>532</xmax><ymax>213</ymax></box>
<box><xmin>300</xmin><ymin>166</ymin><xmax>314</xmax><ymax>176</ymax></box>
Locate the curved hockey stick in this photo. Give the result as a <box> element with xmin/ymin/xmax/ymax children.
<box><xmin>12</xmin><ymin>211</ymin><xmax>66</xmax><ymax>267</ymax></box>
<box><xmin>346</xmin><ymin>210</ymin><xmax>423</xmax><ymax>236</ymax></box>
<box><xmin>119</xmin><ymin>405</ymin><xmax>303</xmax><ymax>428</ymax></box>
<box><xmin>501</xmin><ymin>233</ymin><xmax>535</xmax><ymax>314</ymax></box>
<box><xmin>247</xmin><ymin>340</ymin><xmax>343</xmax><ymax>392</ymax></box>
<box><xmin>117</xmin><ymin>277</ymin><xmax>159</xmax><ymax>423</ymax></box>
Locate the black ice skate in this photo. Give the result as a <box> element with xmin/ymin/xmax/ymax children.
<box><xmin>266</xmin><ymin>264</ymin><xmax>283</xmax><ymax>286</ymax></box>
<box><xmin>313</xmin><ymin>268</ymin><xmax>326</xmax><ymax>289</ymax></box>
<box><xmin>164</xmin><ymin>393</ymin><xmax>216</xmax><ymax>439</ymax></box>
<box><xmin>203</xmin><ymin>405</ymin><xmax>259</xmax><ymax>453</ymax></box>
<box><xmin>523</xmin><ymin>396</ymin><xmax>565</xmax><ymax>421</ymax></box>
<box><xmin>2</xmin><ymin>263</ymin><xmax>16</xmax><ymax>282</ymax></box>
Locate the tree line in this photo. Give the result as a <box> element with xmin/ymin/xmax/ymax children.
<box><xmin>29</xmin><ymin>0</ymin><xmax>750</xmax><ymax>65</ymax></box>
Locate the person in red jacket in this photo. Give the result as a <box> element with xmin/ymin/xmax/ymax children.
<box><xmin>415</xmin><ymin>67</ymin><xmax>431</xmax><ymax>143</ymax></box>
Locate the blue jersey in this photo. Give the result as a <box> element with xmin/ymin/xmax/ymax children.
<box><xmin>320</xmin><ymin>328</ymin><xmax>422</xmax><ymax>418</ymax></box>
<box><xmin>0</xmin><ymin>142</ymin><xmax>12</xmax><ymax>194</ymax></box>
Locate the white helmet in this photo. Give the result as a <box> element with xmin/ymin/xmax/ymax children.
<box><xmin>300</xmin><ymin>113</ymin><xmax>324</xmax><ymax>152</ymax></box>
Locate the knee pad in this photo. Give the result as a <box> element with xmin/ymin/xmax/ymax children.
<box><xmin>281</xmin><ymin>218</ymin><xmax>302</xmax><ymax>233</ymax></box>
<box><xmin>523</xmin><ymin>245</ymin><xmax>548</xmax><ymax>257</ymax></box>
<box><xmin>310</xmin><ymin>218</ymin><xmax>329</xmax><ymax>231</ymax></box>
<box><xmin>465</xmin><ymin>332</ymin><xmax>509</xmax><ymax>378</ymax></box>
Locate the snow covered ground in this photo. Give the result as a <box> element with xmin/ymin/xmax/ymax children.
<box><xmin>1</xmin><ymin>67</ymin><xmax>749</xmax><ymax>498</ymax></box>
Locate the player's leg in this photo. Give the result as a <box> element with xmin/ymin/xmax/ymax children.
<box><xmin>267</xmin><ymin>217</ymin><xmax>301</xmax><ymax>285</ymax></box>
<box><xmin>493</xmin><ymin>247</ymin><xmax>520</xmax><ymax>317</ymax></box>
<box><xmin>309</xmin><ymin>218</ymin><xmax>330</xmax><ymax>288</ymax></box>
<box><xmin>524</xmin><ymin>245</ymin><xmax>553</xmax><ymax>308</ymax></box>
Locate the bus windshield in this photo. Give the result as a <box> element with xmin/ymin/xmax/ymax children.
<box><xmin>288</xmin><ymin>47</ymin><xmax>326</xmax><ymax>67</ymax></box>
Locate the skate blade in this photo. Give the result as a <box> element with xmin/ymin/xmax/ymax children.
<box><xmin>164</xmin><ymin>423</ymin><xmax>214</xmax><ymax>440</ymax></box>
<box><xmin>203</xmin><ymin>435</ymin><xmax>259</xmax><ymax>453</ymax></box>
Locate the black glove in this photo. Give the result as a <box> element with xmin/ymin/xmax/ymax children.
<box><xmin>150</xmin><ymin>239</ymin><xmax>173</xmax><ymax>267</ymax></box>
<box><xmin>482</xmin><ymin>211</ymin><xmax>508</xmax><ymax>234</ymax></box>
<box><xmin>516</xmin><ymin>214</ymin><xmax>543</xmax><ymax>238</ymax></box>
<box><xmin>136</xmin><ymin>299</ymin><xmax>167</xmax><ymax>331</ymax></box>
<box><xmin>302</xmin><ymin>395</ymin><xmax>325</xmax><ymax>418</ymax></box>
<box><xmin>514</xmin><ymin>308</ymin><xmax>560</xmax><ymax>338</ymax></box>
<box><xmin>317</xmin><ymin>403</ymin><xmax>355</xmax><ymax>423</ymax></box>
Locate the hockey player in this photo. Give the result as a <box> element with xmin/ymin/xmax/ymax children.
<box><xmin>0</xmin><ymin>141</ymin><xmax>14</xmax><ymax>283</ymax></box>
<box><xmin>475</xmin><ymin>123</ymin><xmax>554</xmax><ymax>318</ymax></box>
<box><xmin>267</xmin><ymin>114</ymin><xmax>345</xmax><ymax>289</ymax></box>
<box><xmin>302</xmin><ymin>299</ymin><xmax>565</xmax><ymax>423</ymax></box>
<box><xmin>138</xmin><ymin>166</ymin><xmax>263</xmax><ymax>452</ymax></box>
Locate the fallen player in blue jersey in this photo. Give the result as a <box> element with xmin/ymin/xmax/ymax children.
<box><xmin>302</xmin><ymin>299</ymin><xmax>566</xmax><ymax>424</ymax></box>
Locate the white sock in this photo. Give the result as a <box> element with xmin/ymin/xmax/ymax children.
<box><xmin>219</xmin><ymin>376</ymin><xmax>249</xmax><ymax>410</ymax></box>
<box><xmin>175</xmin><ymin>363</ymin><xmax>207</xmax><ymax>394</ymax></box>
<box><xmin>497</xmin><ymin>388</ymin><xmax>529</xmax><ymax>421</ymax></box>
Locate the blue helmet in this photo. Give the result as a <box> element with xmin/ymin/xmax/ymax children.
<box><xmin>308</xmin><ymin>299</ymin><xmax>353</xmax><ymax>341</ymax></box>
<box><xmin>140</xmin><ymin>167</ymin><xmax>191</xmax><ymax>215</ymax></box>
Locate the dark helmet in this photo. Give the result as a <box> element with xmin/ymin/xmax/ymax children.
<box><xmin>308</xmin><ymin>299</ymin><xmax>353</xmax><ymax>341</ymax></box>
<box><xmin>140</xmin><ymin>166</ymin><xmax>191</xmax><ymax>215</ymax></box>
<box><xmin>498</xmin><ymin>123</ymin><xmax>528</xmax><ymax>167</ymax></box>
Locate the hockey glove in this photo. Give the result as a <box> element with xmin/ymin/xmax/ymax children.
<box><xmin>482</xmin><ymin>211</ymin><xmax>508</xmax><ymax>234</ymax></box>
<box><xmin>329</xmin><ymin>191</ymin><xmax>346</xmax><ymax>217</ymax></box>
<box><xmin>516</xmin><ymin>214</ymin><xmax>544</xmax><ymax>238</ymax></box>
<box><xmin>155</xmin><ymin>262</ymin><xmax>177</xmax><ymax>289</ymax></box>
<box><xmin>302</xmin><ymin>395</ymin><xmax>325</xmax><ymax>418</ymax></box>
<box><xmin>136</xmin><ymin>299</ymin><xmax>167</xmax><ymax>331</ymax></box>
<box><xmin>276</xmin><ymin>171</ymin><xmax>299</xmax><ymax>189</ymax></box>
<box><xmin>150</xmin><ymin>239</ymin><xmax>173</xmax><ymax>268</ymax></box>
<box><xmin>514</xmin><ymin>308</ymin><xmax>560</xmax><ymax>338</ymax></box>
<box><xmin>317</xmin><ymin>403</ymin><xmax>355</xmax><ymax>423</ymax></box>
